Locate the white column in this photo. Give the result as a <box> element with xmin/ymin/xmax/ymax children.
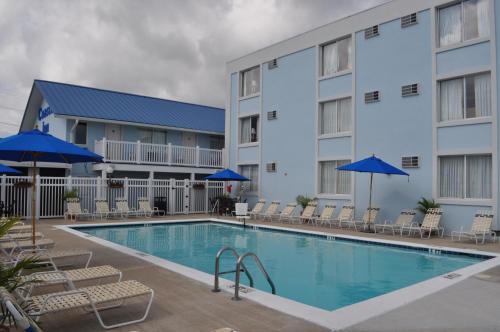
<box><xmin>67</xmin><ymin>175</ymin><xmax>73</xmax><ymax>191</ymax></box>
<box><xmin>124</xmin><ymin>177</ymin><xmax>129</xmax><ymax>200</ymax></box>
<box><xmin>102</xmin><ymin>137</ymin><xmax>107</xmax><ymax>162</ymax></box>
<box><xmin>148</xmin><ymin>172</ymin><xmax>154</xmax><ymax>204</ymax></box>
<box><xmin>136</xmin><ymin>140</ymin><xmax>141</xmax><ymax>164</ymax></box>
<box><xmin>168</xmin><ymin>143</ymin><xmax>172</xmax><ymax>165</ymax></box>
<box><xmin>222</xmin><ymin>148</ymin><xmax>227</xmax><ymax>168</ymax></box>
<box><xmin>195</xmin><ymin>146</ymin><xmax>200</xmax><ymax>167</ymax></box>
<box><xmin>204</xmin><ymin>179</ymin><xmax>209</xmax><ymax>214</ymax></box>
<box><xmin>97</xmin><ymin>176</ymin><xmax>102</xmax><ymax>200</ymax></box>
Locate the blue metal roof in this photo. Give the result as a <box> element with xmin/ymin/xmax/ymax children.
<box><xmin>34</xmin><ymin>80</ymin><xmax>225</xmax><ymax>134</ymax></box>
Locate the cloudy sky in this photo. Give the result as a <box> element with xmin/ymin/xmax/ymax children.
<box><xmin>0</xmin><ymin>0</ymin><xmax>388</xmax><ymax>137</ymax></box>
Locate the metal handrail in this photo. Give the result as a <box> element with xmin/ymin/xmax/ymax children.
<box><xmin>233</xmin><ymin>252</ymin><xmax>276</xmax><ymax>300</ymax></box>
<box><xmin>212</xmin><ymin>246</ymin><xmax>253</xmax><ymax>292</ymax></box>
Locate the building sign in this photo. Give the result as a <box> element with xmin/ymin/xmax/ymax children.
<box><xmin>42</xmin><ymin>122</ymin><xmax>49</xmax><ymax>133</ymax></box>
<box><xmin>38</xmin><ymin>105</ymin><xmax>53</xmax><ymax>120</ymax></box>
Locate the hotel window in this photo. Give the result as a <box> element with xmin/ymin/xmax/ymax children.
<box><xmin>439</xmin><ymin>154</ymin><xmax>492</xmax><ymax>199</ymax></box>
<box><xmin>321</xmin><ymin>36</ymin><xmax>352</xmax><ymax>76</ymax></box>
<box><xmin>239</xmin><ymin>115</ymin><xmax>259</xmax><ymax>144</ymax></box>
<box><xmin>209</xmin><ymin>136</ymin><xmax>224</xmax><ymax>150</ymax></box>
<box><xmin>74</xmin><ymin>122</ymin><xmax>87</xmax><ymax>145</ymax></box>
<box><xmin>319</xmin><ymin>98</ymin><xmax>351</xmax><ymax>135</ymax></box>
<box><xmin>239</xmin><ymin>165</ymin><xmax>258</xmax><ymax>192</ymax></box>
<box><xmin>240</xmin><ymin>66</ymin><xmax>260</xmax><ymax>97</ymax></box>
<box><xmin>439</xmin><ymin>73</ymin><xmax>491</xmax><ymax>121</ymax></box>
<box><xmin>138</xmin><ymin>129</ymin><xmax>167</xmax><ymax>144</ymax></box>
<box><xmin>319</xmin><ymin>160</ymin><xmax>351</xmax><ymax>195</ymax></box>
<box><xmin>438</xmin><ymin>0</ymin><xmax>489</xmax><ymax>47</ymax></box>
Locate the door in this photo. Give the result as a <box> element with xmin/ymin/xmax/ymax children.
<box><xmin>182</xmin><ymin>132</ymin><xmax>196</xmax><ymax>147</ymax></box>
<box><xmin>105</xmin><ymin>124</ymin><xmax>122</xmax><ymax>141</ymax></box>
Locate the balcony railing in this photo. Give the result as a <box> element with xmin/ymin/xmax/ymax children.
<box><xmin>95</xmin><ymin>138</ymin><xmax>225</xmax><ymax>168</ymax></box>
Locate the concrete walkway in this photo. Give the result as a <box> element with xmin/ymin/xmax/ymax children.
<box><xmin>30</xmin><ymin>216</ymin><xmax>500</xmax><ymax>331</ymax></box>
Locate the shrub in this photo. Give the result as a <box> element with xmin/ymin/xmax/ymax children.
<box><xmin>416</xmin><ymin>197</ymin><xmax>440</xmax><ymax>214</ymax></box>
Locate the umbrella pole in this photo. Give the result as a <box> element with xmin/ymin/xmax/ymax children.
<box><xmin>31</xmin><ymin>158</ymin><xmax>37</xmax><ymax>246</ymax></box>
<box><xmin>368</xmin><ymin>172</ymin><xmax>373</xmax><ymax>232</ymax></box>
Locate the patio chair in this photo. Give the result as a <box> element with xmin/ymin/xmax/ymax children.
<box><xmin>451</xmin><ymin>211</ymin><xmax>496</xmax><ymax>244</ymax></box>
<box><xmin>64</xmin><ymin>198</ymin><xmax>93</xmax><ymax>222</ymax></box>
<box><xmin>94</xmin><ymin>199</ymin><xmax>120</xmax><ymax>220</ymax></box>
<box><xmin>0</xmin><ymin>231</ymin><xmax>44</xmax><ymax>242</ymax></box>
<box><xmin>0</xmin><ymin>238</ymin><xmax>55</xmax><ymax>256</ymax></box>
<box><xmin>289</xmin><ymin>201</ymin><xmax>318</xmax><ymax>224</ymax></box>
<box><xmin>274</xmin><ymin>203</ymin><xmax>297</xmax><ymax>223</ymax></box>
<box><xmin>0</xmin><ymin>219</ymin><xmax>33</xmax><ymax>233</ymax></box>
<box><xmin>335</xmin><ymin>205</ymin><xmax>355</xmax><ymax>228</ymax></box>
<box><xmin>374</xmin><ymin>209</ymin><xmax>417</xmax><ymax>235</ymax></box>
<box><xmin>349</xmin><ymin>207</ymin><xmax>380</xmax><ymax>231</ymax></box>
<box><xmin>19</xmin><ymin>265</ymin><xmax>123</xmax><ymax>299</ymax></box>
<box><xmin>137</xmin><ymin>197</ymin><xmax>165</xmax><ymax>217</ymax></box>
<box><xmin>115</xmin><ymin>198</ymin><xmax>138</xmax><ymax>218</ymax></box>
<box><xmin>249</xmin><ymin>199</ymin><xmax>266</xmax><ymax>219</ymax></box>
<box><xmin>1</xmin><ymin>288</ymin><xmax>43</xmax><ymax>332</ymax></box>
<box><xmin>13</xmin><ymin>248</ymin><xmax>93</xmax><ymax>269</ymax></box>
<box><xmin>235</xmin><ymin>203</ymin><xmax>250</xmax><ymax>225</ymax></box>
<box><xmin>17</xmin><ymin>280</ymin><xmax>154</xmax><ymax>329</ymax></box>
<box><xmin>260</xmin><ymin>201</ymin><xmax>281</xmax><ymax>221</ymax></box>
<box><xmin>402</xmin><ymin>208</ymin><xmax>444</xmax><ymax>239</ymax></box>
<box><xmin>312</xmin><ymin>204</ymin><xmax>336</xmax><ymax>227</ymax></box>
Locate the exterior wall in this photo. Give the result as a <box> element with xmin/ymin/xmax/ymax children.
<box><xmin>227</xmin><ymin>0</ymin><xmax>500</xmax><ymax>232</ymax></box>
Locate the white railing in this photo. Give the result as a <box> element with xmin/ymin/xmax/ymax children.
<box><xmin>0</xmin><ymin>175</ymin><xmax>224</xmax><ymax>219</ymax></box>
<box><xmin>95</xmin><ymin>138</ymin><xmax>224</xmax><ymax>168</ymax></box>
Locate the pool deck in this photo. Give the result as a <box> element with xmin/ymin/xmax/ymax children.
<box><xmin>34</xmin><ymin>215</ymin><xmax>500</xmax><ymax>331</ymax></box>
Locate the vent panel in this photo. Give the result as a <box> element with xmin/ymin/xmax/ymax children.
<box><xmin>402</xmin><ymin>156</ymin><xmax>419</xmax><ymax>168</ymax></box>
<box><xmin>267</xmin><ymin>110</ymin><xmax>277</xmax><ymax>120</ymax></box>
<box><xmin>266</xmin><ymin>162</ymin><xmax>277</xmax><ymax>173</ymax></box>
<box><xmin>401</xmin><ymin>13</ymin><xmax>418</xmax><ymax>28</ymax></box>
<box><xmin>364</xmin><ymin>91</ymin><xmax>380</xmax><ymax>103</ymax></box>
<box><xmin>268</xmin><ymin>59</ymin><xmax>278</xmax><ymax>69</ymax></box>
<box><xmin>402</xmin><ymin>83</ymin><xmax>419</xmax><ymax>97</ymax></box>
<box><xmin>365</xmin><ymin>25</ymin><xmax>379</xmax><ymax>39</ymax></box>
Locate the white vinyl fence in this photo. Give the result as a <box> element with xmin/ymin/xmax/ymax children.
<box><xmin>0</xmin><ymin>175</ymin><xmax>224</xmax><ymax>219</ymax></box>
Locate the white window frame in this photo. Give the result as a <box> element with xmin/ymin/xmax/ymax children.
<box><xmin>317</xmin><ymin>159</ymin><xmax>352</xmax><ymax>198</ymax></box>
<box><xmin>437</xmin><ymin>153</ymin><xmax>493</xmax><ymax>203</ymax></box>
<box><xmin>437</xmin><ymin>0</ymin><xmax>490</xmax><ymax>49</ymax></box>
<box><xmin>318</xmin><ymin>97</ymin><xmax>352</xmax><ymax>138</ymax></box>
<box><xmin>238</xmin><ymin>164</ymin><xmax>259</xmax><ymax>194</ymax></box>
<box><xmin>437</xmin><ymin>71</ymin><xmax>492</xmax><ymax>123</ymax></box>
<box><xmin>319</xmin><ymin>35</ymin><xmax>352</xmax><ymax>78</ymax></box>
<box><xmin>240</xmin><ymin>66</ymin><xmax>260</xmax><ymax>98</ymax></box>
<box><xmin>238</xmin><ymin>115</ymin><xmax>259</xmax><ymax>146</ymax></box>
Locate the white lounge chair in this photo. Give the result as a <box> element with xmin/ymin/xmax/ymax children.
<box><xmin>94</xmin><ymin>199</ymin><xmax>120</xmax><ymax>220</ymax></box>
<box><xmin>349</xmin><ymin>207</ymin><xmax>379</xmax><ymax>231</ymax></box>
<box><xmin>249</xmin><ymin>200</ymin><xmax>266</xmax><ymax>220</ymax></box>
<box><xmin>0</xmin><ymin>238</ymin><xmax>55</xmax><ymax>256</ymax></box>
<box><xmin>14</xmin><ymin>248</ymin><xmax>93</xmax><ymax>269</ymax></box>
<box><xmin>273</xmin><ymin>203</ymin><xmax>297</xmax><ymax>223</ymax></box>
<box><xmin>374</xmin><ymin>209</ymin><xmax>417</xmax><ymax>235</ymax></box>
<box><xmin>19</xmin><ymin>265</ymin><xmax>123</xmax><ymax>299</ymax></box>
<box><xmin>115</xmin><ymin>198</ymin><xmax>138</xmax><ymax>218</ymax></box>
<box><xmin>289</xmin><ymin>201</ymin><xmax>318</xmax><ymax>224</ymax></box>
<box><xmin>0</xmin><ymin>231</ymin><xmax>44</xmax><ymax>242</ymax></box>
<box><xmin>137</xmin><ymin>197</ymin><xmax>165</xmax><ymax>217</ymax></box>
<box><xmin>235</xmin><ymin>203</ymin><xmax>250</xmax><ymax>225</ymax></box>
<box><xmin>64</xmin><ymin>198</ymin><xmax>93</xmax><ymax>221</ymax></box>
<box><xmin>312</xmin><ymin>204</ymin><xmax>336</xmax><ymax>227</ymax></box>
<box><xmin>21</xmin><ymin>280</ymin><xmax>154</xmax><ymax>329</ymax></box>
<box><xmin>451</xmin><ymin>211</ymin><xmax>496</xmax><ymax>244</ymax></box>
<box><xmin>335</xmin><ymin>205</ymin><xmax>355</xmax><ymax>228</ymax></box>
<box><xmin>261</xmin><ymin>201</ymin><xmax>280</xmax><ymax>221</ymax></box>
<box><xmin>402</xmin><ymin>208</ymin><xmax>444</xmax><ymax>238</ymax></box>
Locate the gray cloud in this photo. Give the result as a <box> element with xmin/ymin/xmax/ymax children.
<box><xmin>0</xmin><ymin>0</ymin><xmax>388</xmax><ymax>137</ymax></box>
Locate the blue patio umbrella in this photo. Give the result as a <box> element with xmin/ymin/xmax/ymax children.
<box><xmin>337</xmin><ymin>155</ymin><xmax>409</xmax><ymax>231</ymax></box>
<box><xmin>205</xmin><ymin>169</ymin><xmax>250</xmax><ymax>182</ymax></box>
<box><xmin>0</xmin><ymin>129</ymin><xmax>103</xmax><ymax>244</ymax></box>
<box><xmin>0</xmin><ymin>164</ymin><xmax>21</xmax><ymax>175</ymax></box>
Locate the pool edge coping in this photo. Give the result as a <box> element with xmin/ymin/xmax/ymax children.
<box><xmin>55</xmin><ymin>218</ymin><xmax>500</xmax><ymax>331</ymax></box>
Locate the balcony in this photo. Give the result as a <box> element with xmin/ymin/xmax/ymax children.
<box><xmin>94</xmin><ymin>139</ymin><xmax>224</xmax><ymax>168</ymax></box>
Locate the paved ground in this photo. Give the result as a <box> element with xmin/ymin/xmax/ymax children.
<box><xmin>25</xmin><ymin>215</ymin><xmax>500</xmax><ymax>331</ymax></box>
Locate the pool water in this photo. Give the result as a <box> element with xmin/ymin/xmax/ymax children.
<box><xmin>81</xmin><ymin>222</ymin><xmax>485</xmax><ymax>310</ymax></box>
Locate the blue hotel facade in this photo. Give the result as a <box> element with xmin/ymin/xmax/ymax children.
<box><xmin>225</xmin><ymin>0</ymin><xmax>500</xmax><ymax>232</ymax></box>
<box><xmin>16</xmin><ymin>80</ymin><xmax>225</xmax><ymax>179</ymax></box>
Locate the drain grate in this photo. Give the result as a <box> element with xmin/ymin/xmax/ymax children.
<box><xmin>443</xmin><ymin>272</ymin><xmax>462</xmax><ymax>279</ymax></box>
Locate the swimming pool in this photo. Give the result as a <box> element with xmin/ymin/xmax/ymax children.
<box><xmin>77</xmin><ymin>220</ymin><xmax>489</xmax><ymax>311</ymax></box>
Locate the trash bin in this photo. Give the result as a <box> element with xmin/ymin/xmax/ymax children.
<box><xmin>154</xmin><ymin>196</ymin><xmax>167</xmax><ymax>215</ymax></box>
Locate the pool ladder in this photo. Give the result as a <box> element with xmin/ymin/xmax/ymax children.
<box><xmin>212</xmin><ymin>246</ymin><xmax>276</xmax><ymax>300</ymax></box>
